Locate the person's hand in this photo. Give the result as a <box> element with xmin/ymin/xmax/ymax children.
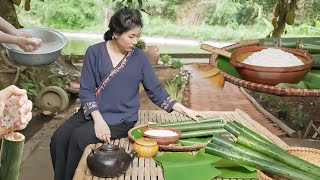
<box><xmin>172</xmin><ymin>103</ymin><xmax>202</xmax><ymax>122</ymax></box>
<box><xmin>0</xmin><ymin>85</ymin><xmax>33</xmax><ymax>135</ymax></box>
<box><xmin>15</xmin><ymin>36</ymin><xmax>41</xmax><ymax>52</ymax></box>
<box><xmin>183</xmin><ymin>108</ymin><xmax>202</xmax><ymax>122</ymax></box>
<box><xmin>93</xmin><ymin>114</ymin><xmax>111</xmax><ymax>143</ymax></box>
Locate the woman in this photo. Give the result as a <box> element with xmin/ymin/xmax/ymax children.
<box><xmin>0</xmin><ymin>85</ymin><xmax>33</xmax><ymax>136</ymax></box>
<box><xmin>50</xmin><ymin>8</ymin><xmax>201</xmax><ymax>180</ymax></box>
<box><xmin>0</xmin><ymin>16</ymin><xmax>41</xmax><ymax>52</ymax></box>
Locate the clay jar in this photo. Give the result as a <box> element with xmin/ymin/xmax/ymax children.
<box><xmin>144</xmin><ymin>46</ymin><xmax>160</xmax><ymax>65</ymax></box>
<box><xmin>87</xmin><ymin>144</ymin><xmax>137</xmax><ymax>178</ymax></box>
<box><xmin>132</xmin><ymin>138</ymin><xmax>159</xmax><ymax>158</ymax></box>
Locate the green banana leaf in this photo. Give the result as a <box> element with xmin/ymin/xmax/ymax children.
<box><xmin>276</xmin><ymin>81</ymin><xmax>309</xmax><ymax>89</ymax></box>
<box><xmin>303</xmin><ymin>72</ymin><xmax>320</xmax><ymax>89</ymax></box>
<box><xmin>217</xmin><ymin>167</ymin><xmax>257</xmax><ymax>179</ymax></box>
<box><xmin>178</xmin><ymin>137</ymin><xmax>212</xmax><ymax>146</ymax></box>
<box><xmin>153</xmin><ymin>148</ymin><xmax>222</xmax><ymax>180</ymax></box>
<box><xmin>312</xmin><ymin>54</ymin><xmax>320</xmax><ymax>68</ymax></box>
<box><xmin>212</xmin><ymin>159</ymin><xmax>256</xmax><ymax>171</ymax></box>
<box><xmin>216</xmin><ymin>56</ymin><xmax>241</xmax><ymax>78</ymax></box>
<box><xmin>131</xmin><ymin>128</ymin><xmax>143</xmax><ymax>139</ymax></box>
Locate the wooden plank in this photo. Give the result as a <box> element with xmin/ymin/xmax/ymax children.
<box><xmin>138</xmin><ymin>157</ymin><xmax>144</xmax><ymax>180</ymax></box>
<box><xmin>144</xmin><ymin>157</ymin><xmax>151</xmax><ymax>180</ymax></box>
<box><xmin>131</xmin><ymin>157</ymin><xmax>138</xmax><ymax>180</ymax></box>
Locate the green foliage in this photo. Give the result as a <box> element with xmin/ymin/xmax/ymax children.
<box><xmin>164</xmin><ymin>71</ymin><xmax>188</xmax><ymax>102</ymax></box>
<box><xmin>164</xmin><ymin>82</ymin><xmax>182</xmax><ymax>102</ymax></box>
<box><xmin>19</xmin><ymin>0</ymin><xmax>105</xmax><ymax>30</ymax></box>
<box><xmin>172</xmin><ymin>71</ymin><xmax>188</xmax><ymax>87</ymax></box>
<box><xmin>135</xmin><ymin>40</ymin><xmax>146</xmax><ymax>49</ymax></box>
<box><xmin>159</xmin><ymin>54</ymin><xmax>183</xmax><ymax>69</ymax></box>
<box><xmin>289</xmin><ymin>108</ymin><xmax>309</xmax><ymax>128</ymax></box>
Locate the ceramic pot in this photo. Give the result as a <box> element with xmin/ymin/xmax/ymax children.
<box><xmin>132</xmin><ymin>138</ymin><xmax>159</xmax><ymax>158</ymax></box>
<box><xmin>87</xmin><ymin>144</ymin><xmax>137</xmax><ymax>178</ymax></box>
<box><xmin>144</xmin><ymin>46</ymin><xmax>160</xmax><ymax>65</ymax></box>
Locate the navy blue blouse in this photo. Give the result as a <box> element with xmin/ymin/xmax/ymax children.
<box><xmin>80</xmin><ymin>42</ymin><xmax>176</xmax><ymax>125</ymax></box>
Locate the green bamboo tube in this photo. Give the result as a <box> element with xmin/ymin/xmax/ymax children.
<box><xmin>0</xmin><ymin>132</ymin><xmax>25</xmax><ymax>180</ymax></box>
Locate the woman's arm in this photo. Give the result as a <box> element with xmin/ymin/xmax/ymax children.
<box><xmin>0</xmin><ymin>16</ymin><xmax>40</xmax><ymax>52</ymax></box>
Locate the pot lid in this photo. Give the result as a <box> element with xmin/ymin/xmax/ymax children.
<box><xmin>135</xmin><ymin>138</ymin><xmax>157</xmax><ymax>146</ymax></box>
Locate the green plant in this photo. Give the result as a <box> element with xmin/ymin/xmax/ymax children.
<box><xmin>172</xmin><ymin>71</ymin><xmax>188</xmax><ymax>87</ymax></box>
<box><xmin>170</xmin><ymin>59</ymin><xmax>183</xmax><ymax>69</ymax></box>
<box><xmin>135</xmin><ymin>40</ymin><xmax>146</xmax><ymax>49</ymax></box>
<box><xmin>19</xmin><ymin>69</ymin><xmax>45</xmax><ymax>101</ymax></box>
<box><xmin>164</xmin><ymin>82</ymin><xmax>182</xmax><ymax>102</ymax></box>
<box><xmin>289</xmin><ymin>109</ymin><xmax>309</xmax><ymax>128</ymax></box>
<box><xmin>160</xmin><ymin>54</ymin><xmax>171</xmax><ymax>64</ymax></box>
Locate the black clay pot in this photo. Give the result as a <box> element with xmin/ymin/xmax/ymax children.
<box><xmin>87</xmin><ymin>144</ymin><xmax>137</xmax><ymax>178</ymax></box>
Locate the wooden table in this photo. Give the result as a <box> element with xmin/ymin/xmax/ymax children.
<box><xmin>73</xmin><ymin>109</ymin><xmax>288</xmax><ymax>180</ymax></box>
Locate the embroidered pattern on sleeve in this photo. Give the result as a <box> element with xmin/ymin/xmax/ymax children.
<box><xmin>160</xmin><ymin>97</ymin><xmax>175</xmax><ymax>111</ymax></box>
<box><xmin>83</xmin><ymin>102</ymin><xmax>98</xmax><ymax>114</ymax></box>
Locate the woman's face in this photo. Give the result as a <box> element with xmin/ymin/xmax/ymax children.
<box><xmin>115</xmin><ymin>26</ymin><xmax>141</xmax><ymax>52</ymax></box>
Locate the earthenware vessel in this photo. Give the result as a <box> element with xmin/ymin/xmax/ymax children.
<box><xmin>144</xmin><ymin>45</ymin><xmax>160</xmax><ymax>65</ymax></box>
<box><xmin>87</xmin><ymin>144</ymin><xmax>137</xmax><ymax>178</ymax></box>
<box><xmin>142</xmin><ymin>127</ymin><xmax>181</xmax><ymax>145</ymax></box>
<box><xmin>132</xmin><ymin>138</ymin><xmax>159</xmax><ymax>157</ymax></box>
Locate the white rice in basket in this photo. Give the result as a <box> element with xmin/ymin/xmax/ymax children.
<box><xmin>145</xmin><ymin>129</ymin><xmax>178</xmax><ymax>137</ymax></box>
<box><xmin>243</xmin><ymin>48</ymin><xmax>303</xmax><ymax>67</ymax></box>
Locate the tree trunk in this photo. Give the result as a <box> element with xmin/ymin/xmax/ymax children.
<box><xmin>176</xmin><ymin>0</ymin><xmax>206</xmax><ymax>26</ymax></box>
<box><xmin>272</xmin><ymin>0</ymin><xmax>288</xmax><ymax>38</ymax></box>
<box><xmin>0</xmin><ymin>0</ymin><xmax>22</xmax><ymax>28</ymax></box>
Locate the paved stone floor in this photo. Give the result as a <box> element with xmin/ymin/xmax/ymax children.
<box><xmin>184</xmin><ymin>63</ymin><xmax>287</xmax><ymax>137</ymax></box>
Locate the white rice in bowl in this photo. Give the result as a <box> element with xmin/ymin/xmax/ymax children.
<box><xmin>243</xmin><ymin>48</ymin><xmax>303</xmax><ymax>67</ymax></box>
<box><xmin>144</xmin><ymin>129</ymin><xmax>178</xmax><ymax>137</ymax></box>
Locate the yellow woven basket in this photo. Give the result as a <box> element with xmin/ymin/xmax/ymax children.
<box><xmin>258</xmin><ymin>147</ymin><xmax>320</xmax><ymax>180</ymax></box>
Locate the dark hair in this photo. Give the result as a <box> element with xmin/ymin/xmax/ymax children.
<box><xmin>104</xmin><ymin>8</ymin><xmax>143</xmax><ymax>41</ymax></box>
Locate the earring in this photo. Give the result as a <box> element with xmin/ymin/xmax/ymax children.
<box><xmin>112</xmin><ymin>35</ymin><xmax>115</xmax><ymax>39</ymax></box>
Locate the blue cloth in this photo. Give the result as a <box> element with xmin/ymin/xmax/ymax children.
<box><xmin>80</xmin><ymin>42</ymin><xmax>176</xmax><ymax>125</ymax></box>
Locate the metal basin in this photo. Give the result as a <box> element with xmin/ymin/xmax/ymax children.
<box><xmin>1</xmin><ymin>28</ymin><xmax>67</xmax><ymax>66</ymax></box>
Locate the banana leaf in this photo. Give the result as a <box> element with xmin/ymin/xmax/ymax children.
<box><xmin>303</xmin><ymin>72</ymin><xmax>320</xmax><ymax>89</ymax></box>
<box><xmin>153</xmin><ymin>148</ymin><xmax>222</xmax><ymax>180</ymax></box>
<box><xmin>276</xmin><ymin>81</ymin><xmax>309</xmax><ymax>89</ymax></box>
<box><xmin>217</xmin><ymin>167</ymin><xmax>257</xmax><ymax>179</ymax></box>
<box><xmin>259</xmin><ymin>37</ymin><xmax>320</xmax><ymax>50</ymax></box>
<box><xmin>312</xmin><ymin>54</ymin><xmax>320</xmax><ymax>68</ymax></box>
<box><xmin>216</xmin><ymin>56</ymin><xmax>241</xmax><ymax>78</ymax></box>
<box><xmin>131</xmin><ymin>128</ymin><xmax>143</xmax><ymax>139</ymax></box>
<box><xmin>178</xmin><ymin>137</ymin><xmax>212</xmax><ymax>146</ymax></box>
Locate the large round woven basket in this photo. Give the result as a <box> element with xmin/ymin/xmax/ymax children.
<box><xmin>210</xmin><ymin>39</ymin><xmax>320</xmax><ymax>96</ymax></box>
<box><xmin>257</xmin><ymin>146</ymin><xmax>320</xmax><ymax>180</ymax></box>
<box><xmin>128</xmin><ymin>124</ymin><xmax>207</xmax><ymax>152</ymax></box>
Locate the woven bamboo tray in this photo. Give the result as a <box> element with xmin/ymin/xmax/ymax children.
<box><xmin>258</xmin><ymin>146</ymin><xmax>320</xmax><ymax>180</ymax></box>
<box><xmin>210</xmin><ymin>40</ymin><xmax>320</xmax><ymax>96</ymax></box>
<box><xmin>128</xmin><ymin>124</ymin><xmax>208</xmax><ymax>151</ymax></box>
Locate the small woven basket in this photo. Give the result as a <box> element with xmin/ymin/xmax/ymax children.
<box><xmin>258</xmin><ymin>146</ymin><xmax>320</xmax><ymax>180</ymax></box>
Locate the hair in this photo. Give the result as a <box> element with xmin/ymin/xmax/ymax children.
<box><xmin>104</xmin><ymin>8</ymin><xmax>143</xmax><ymax>41</ymax></box>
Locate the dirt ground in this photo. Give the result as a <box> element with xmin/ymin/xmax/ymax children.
<box><xmin>246</xmin><ymin>89</ymin><xmax>320</xmax><ymax>136</ymax></box>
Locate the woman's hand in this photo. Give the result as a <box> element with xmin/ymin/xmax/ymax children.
<box><xmin>0</xmin><ymin>85</ymin><xmax>33</xmax><ymax>135</ymax></box>
<box><xmin>15</xmin><ymin>36</ymin><xmax>41</xmax><ymax>52</ymax></box>
<box><xmin>172</xmin><ymin>102</ymin><xmax>202</xmax><ymax>122</ymax></box>
<box><xmin>92</xmin><ymin>111</ymin><xmax>111</xmax><ymax>143</ymax></box>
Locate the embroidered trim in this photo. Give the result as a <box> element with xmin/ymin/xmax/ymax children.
<box><xmin>97</xmin><ymin>48</ymin><xmax>135</xmax><ymax>95</ymax></box>
<box><xmin>83</xmin><ymin>102</ymin><xmax>98</xmax><ymax>114</ymax></box>
<box><xmin>160</xmin><ymin>97</ymin><xmax>175</xmax><ymax>111</ymax></box>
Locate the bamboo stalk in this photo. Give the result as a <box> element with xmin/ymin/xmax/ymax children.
<box><xmin>0</xmin><ymin>132</ymin><xmax>25</xmax><ymax>180</ymax></box>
